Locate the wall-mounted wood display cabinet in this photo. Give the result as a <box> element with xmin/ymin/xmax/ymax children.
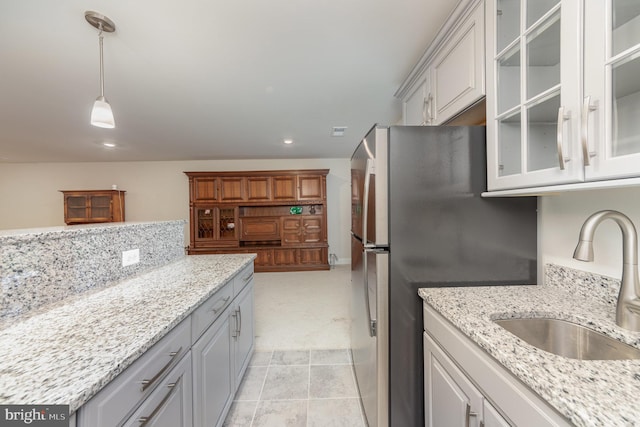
<box><xmin>185</xmin><ymin>170</ymin><xmax>329</xmax><ymax>272</ymax></box>
<box><xmin>60</xmin><ymin>190</ymin><xmax>126</xmax><ymax>225</ymax></box>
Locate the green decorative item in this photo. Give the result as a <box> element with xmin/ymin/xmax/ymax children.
<box><xmin>289</xmin><ymin>206</ymin><xmax>303</xmax><ymax>215</ymax></box>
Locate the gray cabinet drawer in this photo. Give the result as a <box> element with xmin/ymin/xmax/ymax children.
<box><xmin>191</xmin><ymin>283</ymin><xmax>234</xmax><ymax>343</ymax></box>
<box><xmin>123</xmin><ymin>352</ymin><xmax>193</xmax><ymax>427</ymax></box>
<box><xmin>77</xmin><ymin>318</ymin><xmax>191</xmax><ymax>427</ymax></box>
<box><xmin>233</xmin><ymin>264</ymin><xmax>254</xmax><ymax>296</ymax></box>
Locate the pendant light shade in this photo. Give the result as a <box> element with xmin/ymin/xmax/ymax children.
<box><xmin>91</xmin><ymin>96</ymin><xmax>115</xmax><ymax>128</ymax></box>
<box><xmin>85</xmin><ymin>11</ymin><xmax>116</xmax><ymax>129</ymax></box>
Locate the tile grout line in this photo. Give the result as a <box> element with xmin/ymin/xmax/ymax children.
<box><xmin>349</xmin><ymin>359</ymin><xmax>367</xmax><ymax>426</ymax></box>
<box><xmin>249</xmin><ymin>349</ymin><xmax>274</xmax><ymax>427</ymax></box>
<box><xmin>306</xmin><ymin>350</ymin><xmax>311</xmax><ymax>427</ymax></box>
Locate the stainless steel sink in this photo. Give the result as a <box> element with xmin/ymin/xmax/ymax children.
<box><xmin>494</xmin><ymin>317</ymin><xmax>640</xmax><ymax>360</ymax></box>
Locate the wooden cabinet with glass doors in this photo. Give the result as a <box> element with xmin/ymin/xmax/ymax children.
<box><xmin>185</xmin><ymin>170</ymin><xmax>329</xmax><ymax>272</ymax></box>
<box><xmin>61</xmin><ymin>190</ymin><xmax>126</xmax><ymax>225</ymax></box>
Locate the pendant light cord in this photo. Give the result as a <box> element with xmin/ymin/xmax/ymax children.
<box><xmin>98</xmin><ymin>24</ymin><xmax>105</xmax><ymax>98</ymax></box>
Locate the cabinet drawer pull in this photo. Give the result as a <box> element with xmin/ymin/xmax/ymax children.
<box><xmin>138</xmin><ymin>375</ymin><xmax>182</xmax><ymax>426</ymax></box>
<box><xmin>211</xmin><ymin>296</ymin><xmax>231</xmax><ymax>314</ymax></box>
<box><xmin>238</xmin><ymin>307</ymin><xmax>242</xmax><ymax>336</ymax></box>
<box><xmin>581</xmin><ymin>96</ymin><xmax>598</xmax><ymax>166</ymax></box>
<box><xmin>243</xmin><ymin>273</ymin><xmax>254</xmax><ymax>282</ymax></box>
<box><xmin>556</xmin><ymin>106</ymin><xmax>571</xmax><ymax>170</ymax></box>
<box><xmin>140</xmin><ymin>347</ymin><xmax>183</xmax><ymax>391</ymax></box>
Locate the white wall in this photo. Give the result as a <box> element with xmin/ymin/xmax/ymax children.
<box><xmin>540</xmin><ymin>186</ymin><xmax>640</xmax><ymax>279</ymax></box>
<box><xmin>0</xmin><ymin>158</ymin><xmax>352</xmax><ymax>263</ymax></box>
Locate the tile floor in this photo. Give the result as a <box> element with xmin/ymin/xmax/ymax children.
<box><xmin>223</xmin><ymin>266</ymin><xmax>366</xmax><ymax>426</ymax></box>
<box><xmin>223</xmin><ymin>349</ymin><xmax>366</xmax><ymax>426</ymax></box>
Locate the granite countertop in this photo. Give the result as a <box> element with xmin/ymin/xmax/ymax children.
<box><xmin>0</xmin><ymin>254</ymin><xmax>255</xmax><ymax>414</ymax></box>
<box><xmin>419</xmin><ymin>266</ymin><xmax>640</xmax><ymax>427</ymax></box>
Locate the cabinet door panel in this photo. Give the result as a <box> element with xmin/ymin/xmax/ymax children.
<box><xmin>301</xmin><ymin>216</ymin><xmax>323</xmax><ymax>243</ymax></box>
<box><xmin>246</xmin><ymin>177</ymin><xmax>271</xmax><ymax>201</ymax></box>
<box><xmin>424</xmin><ymin>332</ymin><xmax>482</xmax><ymax>427</ymax></box>
<box><xmin>240</xmin><ymin>217</ymin><xmax>280</xmax><ymax>241</ymax></box>
<box><xmin>486</xmin><ymin>0</ymin><xmax>583</xmax><ymax>190</ymax></box>
<box><xmin>484</xmin><ymin>400</ymin><xmax>512</xmax><ymax>427</ymax></box>
<box><xmin>233</xmin><ymin>283</ymin><xmax>255</xmax><ymax>386</ymax></box>
<box><xmin>272</xmin><ymin>176</ymin><xmax>297</xmax><ymax>200</ymax></box>
<box><xmin>65</xmin><ymin>195</ymin><xmax>89</xmax><ymax>221</ymax></box>
<box><xmin>431</xmin><ymin>1</ymin><xmax>484</xmax><ymax>125</ymax></box>
<box><xmin>219</xmin><ymin>178</ymin><xmax>246</xmax><ymax>202</ymax></box>
<box><xmin>89</xmin><ymin>195</ymin><xmax>112</xmax><ymax>221</ymax></box>
<box><xmin>299</xmin><ymin>247</ymin><xmax>326</xmax><ymax>266</ymax></box>
<box><xmin>273</xmin><ymin>248</ymin><xmax>297</xmax><ymax>265</ymax></box>
<box><xmin>584</xmin><ymin>0</ymin><xmax>640</xmax><ymax>180</ymax></box>
<box><xmin>252</xmin><ymin>249</ymin><xmax>272</xmax><ymax>267</ymax></box>
<box><xmin>281</xmin><ymin>217</ymin><xmax>302</xmax><ymax>245</ymax></box>
<box><xmin>298</xmin><ymin>175</ymin><xmax>324</xmax><ymax>200</ymax></box>
<box><xmin>193</xmin><ymin>178</ymin><xmax>218</xmax><ymax>201</ymax></box>
<box><xmin>403</xmin><ymin>70</ymin><xmax>431</xmax><ymax>125</ymax></box>
<box><xmin>193</xmin><ymin>311</ymin><xmax>234</xmax><ymax>427</ymax></box>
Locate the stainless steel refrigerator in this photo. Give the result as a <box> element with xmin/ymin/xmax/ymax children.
<box><xmin>350</xmin><ymin>125</ymin><xmax>537</xmax><ymax>427</ymax></box>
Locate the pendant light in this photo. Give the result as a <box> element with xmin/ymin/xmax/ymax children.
<box><xmin>85</xmin><ymin>11</ymin><xmax>116</xmax><ymax>128</ymax></box>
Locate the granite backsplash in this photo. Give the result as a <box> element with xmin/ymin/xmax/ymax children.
<box><xmin>0</xmin><ymin>221</ymin><xmax>186</xmax><ymax>319</ymax></box>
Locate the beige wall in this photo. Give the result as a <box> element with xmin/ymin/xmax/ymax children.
<box><xmin>4</xmin><ymin>158</ymin><xmax>640</xmax><ymax>278</ymax></box>
<box><xmin>0</xmin><ymin>158</ymin><xmax>352</xmax><ymax>263</ymax></box>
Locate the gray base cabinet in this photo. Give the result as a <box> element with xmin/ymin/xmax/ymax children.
<box><xmin>77</xmin><ymin>263</ymin><xmax>255</xmax><ymax>427</ymax></box>
<box><xmin>192</xmin><ymin>267</ymin><xmax>254</xmax><ymax>427</ymax></box>
<box><xmin>123</xmin><ymin>353</ymin><xmax>193</xmax><ymax>427</ymax></box>
<box><xmin>192</xmin><ymin>307</ymin><xmax>234</xmax><ymax>427</ymax></box>
<box><xmin>233</xmin><ymin>282</ymin><xmax>254</xmax><ymax>387</ymax></box>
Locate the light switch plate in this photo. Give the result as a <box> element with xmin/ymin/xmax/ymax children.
<box><xmin>122</xmin><ymin>248</ymin><xmax>140</xmax><ymax>267</ymax></box>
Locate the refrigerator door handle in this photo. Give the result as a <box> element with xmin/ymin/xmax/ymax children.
<box><xmin>364</xmin><ymin>246</ymin><xmax>385</xmax><ymax>337</ymax></box>
<box><xmin>362</xmin><ymin>158</ymin><xmax>375</xmax><ymax>245</ymax></box>
<box><xmin>362</xmin><ymin>249</ymin><xmax>375</xmax><ymax>337</ymax></box>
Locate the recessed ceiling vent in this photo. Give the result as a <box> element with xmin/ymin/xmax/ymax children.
<box><xmin>331</xmin><ymin>126</ymin><xmax>347</xmax><ymax>137</ymax></box>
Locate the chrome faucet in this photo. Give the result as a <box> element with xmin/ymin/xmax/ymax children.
<box><xmin>573</xmin><ymin>210</ymin><xmax>640</xmax><ymax>331</ymax></box>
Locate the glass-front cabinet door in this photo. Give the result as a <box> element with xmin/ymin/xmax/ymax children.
<box><xmin>583</xmin><ymin>0</ymin><xmax>640</xmax><ymax>180</ymax></box>
<box><xmin>194</xmin><ymin>206</ymin><xmax>238</xmax><ymax>247</ymax></box>
<box><xmin>486</xmin><ymin>0</ymin><xmax>582</xmax><ymax>190</ymax></box>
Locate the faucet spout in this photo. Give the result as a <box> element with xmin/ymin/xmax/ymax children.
<box><xmin>573</xmin><ymin>210</ymin><xmax>640</xmax><ymax>331</ymax></box>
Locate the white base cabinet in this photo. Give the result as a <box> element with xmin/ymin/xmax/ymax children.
<box><xmin>424</xmin><ymin>333</ymin><xmax>485</xmax><ymax>427</ymax></box>
<box><xmin>423</xmin><ymin>303</ymin><xmax>571</xmax><ymax>427</ymax></box>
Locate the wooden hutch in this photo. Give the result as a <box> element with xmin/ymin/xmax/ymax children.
<box><xmin>60</xmin><ymin>190</ymin><xmax>126</xmax><ymax>225</ymax></box>
<box><xmin>185</xmin><ymin>170</ymin><xmax>329</xmax><ymax>272</ymax></box>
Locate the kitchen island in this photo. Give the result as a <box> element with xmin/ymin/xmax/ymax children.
<box><xmin>0</xmin><ymin>253</ymin><xmax>255</xmax><ymax>419</ymax></box>
<box><xmin>419</xmin><ymin>264</ymin><xmax>640</xmax><ymax>427</ymax></box>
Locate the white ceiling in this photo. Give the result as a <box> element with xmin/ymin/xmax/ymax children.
<box><xmin>0</xmin><ymin>0</ymin><xmax>459</xmax><ymax>163</ymax></box>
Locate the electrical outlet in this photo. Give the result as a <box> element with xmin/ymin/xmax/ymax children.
<box><xmin>122</xmin><ymin>249</ymin><xmax>140</xmax><ymax>267</ymax></box>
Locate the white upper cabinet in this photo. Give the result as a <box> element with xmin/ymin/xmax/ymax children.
<box><xmin>486</xmin><ymin>0</ymin><xmax>583</xmax><ymax>190</ymax></box>
<box><xmin>402</xmin><ymin>69</ymin><xmax>432</xmax><ymax>125</ymax></box>
<box><xmin>398</xmin><ymin>0</ymin><xmax>485</xmax><ymax>126</ymax></box>
<box><xmin>583</xmin><ymin>0</ymin><xmax>640</xmax><ymax>180</ymax></box>
<box><xmin>430</xmin><ymin>2</ymin><xmax>485</xmax><ymax>124</ymax></box>
<box><xmin>487</xmin><ymin>0</ymin><xmax>640</xmax><ymax>193</ymax></box>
